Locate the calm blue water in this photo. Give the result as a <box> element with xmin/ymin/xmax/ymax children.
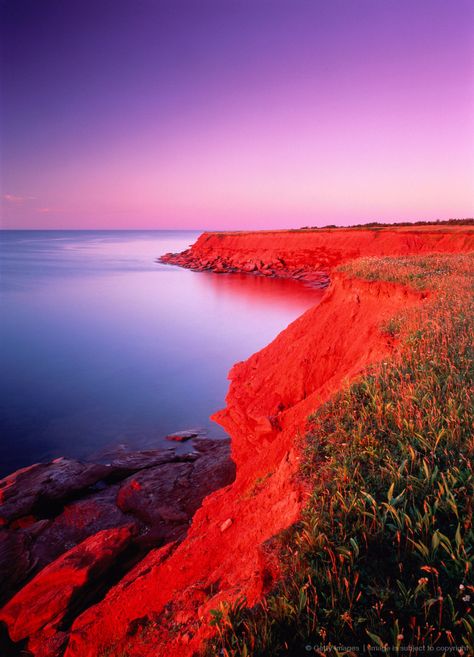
<box><xmin>0</xmin><ymin>231</ymin><xmax>321</xmax><ymax>476</ymax></box>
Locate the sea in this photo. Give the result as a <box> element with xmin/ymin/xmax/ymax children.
<box><xmin>0</xmin><ymin>230</ymin><xmax>321</xmax><ymax>476</ymax></box>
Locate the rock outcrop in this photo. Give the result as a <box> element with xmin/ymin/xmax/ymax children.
<box><xmin>0</xmin><ymin>526</ymin><xmax>135</xmax><ymax>655</ymax></box>
<box><xmin>0</xmin><ymin>439</ymin><xmax>234</xmax><ymax>655</ymax></box>
<box><xmin>160</xmin><ymin>225</ymin><xmax>473</xmax><ymax>287</ymax></box>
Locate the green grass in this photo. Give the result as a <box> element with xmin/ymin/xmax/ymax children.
<box><xmin>299</xmin><ymin>218</ymin><xmax>474</xmax><ymax>231</ymax></box>
<box><xmin>206</xmin><ymin>253</ymin><xmax>474</xmax><ymax>656</ymax></box>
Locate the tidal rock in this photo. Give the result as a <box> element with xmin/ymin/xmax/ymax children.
<box><xmin>116</xmin><ymin>461</ymin><xmax>194</xmax><ymax>532</ymax></box>
<box><xmin>181</xmin><ymin>439</ymin><xmax>235</xmax><ymax>517</ymax></box>
<box><xmin>116</xmin><ymin>439</ymin><xmax>234</xmax><ymax>542</ymax></box>
<box><xmin>0</xmin><ymin>525</ymin><xmax>135</xmax><ymax>644</ymax></box>
<box><xmin>165</xmin><ymin>429</ymin><xmax>202</xmax><ymax>442</ymax></box>
<box><xmin>0</xmin><ymin>439</ymin><xmax>235</xmax><ymax>656</ymax></box>
<box><xmin>0</xmin><ymin>530</ymin><xmax>33</xmax><ymax>605</ymax></box>
<box><xmin>28</xmin><ymin>486</ymin><xmax>132</xmax><ymax>572</ymax></box>
<box><xmin>0</xmin><ymin>458</ymin><xmax>112</xmax><ymax>524</ymax></box>
<box><xmin>108</xmin><ymin>448</ymin><xmax>193</xmax><ymax>473</ymax></box>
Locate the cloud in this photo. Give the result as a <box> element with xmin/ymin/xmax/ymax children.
<box><xmin>3</xmin><ymin>194</ymin><xmax>24</xmax><ymax>203</ymax></box>
<box><xmin>2</xmin><ymin>193</ymin><xmax>36</xmax><ymax>204</ymax></box>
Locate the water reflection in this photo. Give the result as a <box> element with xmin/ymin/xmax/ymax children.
<box><xmin>0</xmin><ymin>231</ymin><xmax>323</xmax><ymax>476</ymax></box>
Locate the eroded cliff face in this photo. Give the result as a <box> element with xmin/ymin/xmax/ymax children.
<box><xmin>160</xmin><ymin>227</ymin><xmax>473</xmax><ymax>287</ymax></box>
<box><xmin>62</xmin><ymin>279</ymin><xmax>425</xmax><ymax>657</ymax></box>
<box><xmin>2</xmin><ymin>227</ymin><xmax>473</xmax><ymax>657</ymax></box>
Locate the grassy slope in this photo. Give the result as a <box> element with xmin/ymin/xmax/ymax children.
<box><xmin>206</xmin><ymin>253</ymin><xmax>474</xmax><ymax>656</ymax></box>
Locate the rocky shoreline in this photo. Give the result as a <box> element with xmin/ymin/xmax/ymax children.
<box><xmin>0</xmin><ymin>437</ymin><xmax>234</xmax><ymax>654</ymax></box>
<box><xmin>159</xmin><ymin>226</ymin><xmax>473</xmax><ymax>290</ymax></box>
<box><xmin>159</xmin><ymin>250</ymin><xmax>331</xmax><ymax>288</ymax></box>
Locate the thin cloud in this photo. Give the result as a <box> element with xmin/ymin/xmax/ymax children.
<box><xmin>2</xmin><ymin>193</ymin><xmax>36</xmax><ymax>204</ymax></box>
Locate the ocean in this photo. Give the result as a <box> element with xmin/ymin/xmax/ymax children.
<box><xmin>0</xmin><ymin>230</ymin><xmax>321</xmax><ymax>476</ymax></box>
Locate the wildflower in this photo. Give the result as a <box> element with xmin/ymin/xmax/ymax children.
<box><xmin>418</xmin><ymin>577</ymin><xmax>428</xmax><ymax>586</ymax></box>
<box><xmin>462</xmin><ymin>595</ymin><xmax>470</xmax><ymax>602</ymax></box>
<box><xmin>459</xmin><ymin>584</ymin><xmax>465</xmax><ymax>590</ymax></box>
<box><xmin>397</xmin><ymin>634</ymin><xmax>404</xmax><ymax>641</ymax></box>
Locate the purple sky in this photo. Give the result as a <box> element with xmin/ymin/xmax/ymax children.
<box><xmin>1</xmin><ymin>0</ymin><xmax>473</xmax><ymax>229</ymax></box>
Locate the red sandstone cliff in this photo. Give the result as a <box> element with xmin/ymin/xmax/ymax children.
<box><xmin>160</xmin><ymin>226</ymin><xmax>473</xmax><ymax>286</ymax></box>
<box><xmin>1</xmin><ymin>226</ymin><xmax>473</xmax><ymax>657</ymax></box>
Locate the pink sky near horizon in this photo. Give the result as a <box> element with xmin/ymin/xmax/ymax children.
<box><xmin>1</xmin><ymin>0</ymin><xmax>473</xmax><ymax>230</ymax></box>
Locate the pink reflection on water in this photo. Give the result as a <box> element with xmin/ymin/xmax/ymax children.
<box><xmin>198</xmin><ymin>270</ymin><xmax>324</xmax><ymax>313</ymax></box>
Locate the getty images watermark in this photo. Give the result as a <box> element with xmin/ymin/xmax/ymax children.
<box><xmin>303</xmin><ymin>644</ymin><xmax>467</xmax><ymax>654</ymax></box>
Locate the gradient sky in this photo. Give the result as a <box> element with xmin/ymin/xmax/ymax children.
<box><xmin>1</xmin><ymin>0</ymin><xmax>473</xmax><ymax>230</ymax></box>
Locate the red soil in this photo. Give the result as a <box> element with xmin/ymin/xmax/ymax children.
<box><xmin>3</xmin><ymin>226</ymin><xmax>474</xmax><ymax>657</ymax></box>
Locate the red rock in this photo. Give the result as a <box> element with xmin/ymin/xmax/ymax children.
<box><xmin>116</xmin><ymin>461</ymin><xmax>194</xmax><ymax>530</ymax></box>
<box><xmin>0</xmin><ymin>530</ymin><xmax>32</xmax><ymax>605</ymax></box>
<box><xmin>108</xmin><ymin>448</ymin><xmax>193</xmax><ymax>473</ymax></box>
<box><xmin>159</xmin><ymin>226</ymin><xmax>473</xmax><ymax>283</ymax></box>
<box><xmin>0</xmin><ymin>525</ymin><xmax>134</xmax><ymax>644</ymax></box>
<box><xmin>64</xmin><ymin>542</ymin><xmax>177</xmax><ymax>657</ymax></box>
<box><xmin>27</xmin><ymin>626</ymin><xmax>69</xmax><ymax>657</ymax></box>
<box><xmin>165</xmin><ymin>429</ymin><xmax>201</xmax><ymax>442</ymax></box>
<box><xmin>180</xmin><ymin>438</ymin><xmax>235</xmax><ymax>517</ymax></box>
<box><xmin>0</xmin><ymin>458</ymin><xmax>112</xmax><ymax>524</ymax></box>
<box><xmin>116</xmin><ymin>439</ymin><xmax>234</xmax><ymax>539</ymax></box>
<box><xmin>0</xmin><ymin>443</ymin><xmax>232</xmax><ymax>627</ymax></box>
<box><xmin>28</xmin><ymin>486</ymin><xmax>132</xmax><ymax>571</ymax></box>
<box><xmin>220</xmin><ymin>518</ymin><xmax>232</xmax><ymax>532</ymax></box>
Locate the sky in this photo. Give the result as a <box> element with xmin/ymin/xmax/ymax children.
<box><xmin>1</xmin><ymin>0</ymin><xmax>473</xmax><ymax>230</ymax></box>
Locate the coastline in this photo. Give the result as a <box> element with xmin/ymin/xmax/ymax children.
<box><xmin>1</xmin><ymin>225</ymin><xmax>473</xmax><ymax>657</ymax></box>
<box><xmin>159</xmin><ymin>225</ymin><xmax>472</xmax><ymax>288</ymax></box>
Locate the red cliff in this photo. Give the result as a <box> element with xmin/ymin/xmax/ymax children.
<box><xmin>2</xmin><ymin>226</ymin><xmax>473</xmax><ymax>657</ymax></box>
<box><xmin>160</xmin><ymin>226</ymin><xmax>473</xmax><ymax>287</ymax></box>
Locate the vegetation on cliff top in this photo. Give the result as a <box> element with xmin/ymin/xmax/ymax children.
<box><xmin>207</xmin><ymin>253</ymin><xmax>474</xmax><ymax>656</ymax></box>
<box><xmin>300</xmin><ymin>218</ymin><xmax>474</xmax><ymax>230</ymax></box>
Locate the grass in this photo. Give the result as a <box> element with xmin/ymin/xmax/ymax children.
<box><xmin>205</xmin><ymin>253</ymin><xmax>474</xmax><ymax>656</ymax></box>
<box><xmin>299</xmin><ymin>218</ymin><xmax>474</xmax><ymax>231</ymax></box>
